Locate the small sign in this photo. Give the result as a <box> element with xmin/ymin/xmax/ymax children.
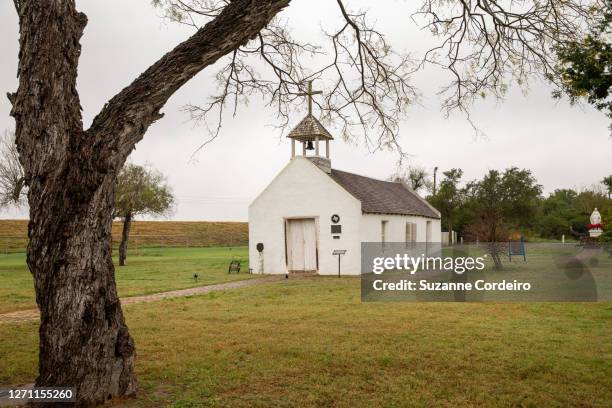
<box><xmin>332</xmin><ymin>250</ymin><xmax>346</xmax><ymax>277</ymax></box>
<box><xmin>256</xmin><ymin>243</ymin><xmax>264</xmax><ymax>253</ymax></box>
<box><xmin>331</xmin><ymin>225</ymin><xmax>342</xmax><ymax>234</ymax></box>
<box><xmin>331</xmin><ymin>214</ymin><xmax>340</xmax><ymax>223</ymax></box>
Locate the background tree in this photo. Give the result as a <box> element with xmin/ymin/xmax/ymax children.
<box><xmin>114</xmin><ymin>164</ymin><xmax>174</xmax><ymax>266</ymax></box>
<box><xmin>539</xmin><ymin>189</ymin><xmax>582</xmax><ymax>239</ymax></box>
<box><xmin>573</xmin><ymin>187</ymin><xmax>609</xmax><ymax>219</ymax></box>
<box><xmin>552</xmin><ymin>7</ymin><xmax>612</xmax><ymax>128</ymax></box>
<box><xmin>389</xmin><ymin>165</ymin><xmax>431</xmax><ymax>195</ymax></box>
<box><xmin>464</xmin><ymin>168</ymin><xmax>542</xmax><ymax>268</ymax></box>
<box><xmin>602</xmin><ymin>175</ymin><xmax>612</xmax><ymax>199</ymax></box>
<box><xmin>538</xmin><ymin>186</ymin><xmax>611</xmax><ymax>240</ymax></box>
<box><xmin>429</xmin><ymin>169</ymin><xmax>463</xmax><ymax>241</ymax></box>
<box><xmin>0</xmin><ymin>130</ymin><xmax>26</xmax><ymax>207</ymax></box>
<box><xmin>7</xmin><ymin>0</ymin><xmax>603</xmax><ymax>404</ymax></box>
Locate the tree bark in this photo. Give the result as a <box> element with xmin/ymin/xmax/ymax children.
<box><xmin>9</xmin><ymin>0</ymin><xmax>289</xmax><ymax>406</ymax></box>
<box><xmin>10</xmin><ymin>2</ymin><xmax>137</xmax><ymax>406</ymax></box>
<box><xmin>119</xmin><ymin>213</ymin><xmax>132</xmax><ymax>267</ymax></box>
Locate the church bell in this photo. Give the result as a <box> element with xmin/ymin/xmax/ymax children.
<box><xmin>305</xmin><ymin>140</ymin><xmax>315</xmax><ymax>150</ymax></box>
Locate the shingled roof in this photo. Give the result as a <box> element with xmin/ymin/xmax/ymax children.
<box><xmin>287</xmin><ymin>115</ymin><xmax>334</xmax><ymax>142</ymax></box>
<box><xmin>329</xmin><ymin>169</ymin><xmax>440</xmax><ymax>218</ymax></box>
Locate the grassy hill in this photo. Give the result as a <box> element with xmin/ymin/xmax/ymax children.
<box><xmin>0</xmin><ymin>219</ymin><xmax>248</xmax><ymax>252</ymax></box>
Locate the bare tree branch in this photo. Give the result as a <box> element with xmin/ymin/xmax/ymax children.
<box><xmin>87</xmin><ymin>0</ymin><xmax>290</xmax><ymax>172</ymax></box>
<box><xmin>155</xmin><ymin>0</ymin><xmax>603</xmax><ymax>153</ymax></box>
<box><xmin>159</xmin><ymin>0</ymin><xmax>418</xmax><ymax>155</ymax></box>
<box><xmin>181</xmin><ymin>17</ymin><xmax>322</xmax><ymax>152</ymax></box>
<box><xmin>388</xmin><ymin>164</ymin><xmax>432</xmax><ymax>195</ymax></box>
<box><xmin>414</xmin><ymin>0</ymin><xmax>606</xmax><ymax>114</ymax></box>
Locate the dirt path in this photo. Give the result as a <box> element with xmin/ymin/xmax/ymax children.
<box><xmin>0</xmin><ymin>275</ymin><xmax>285</xmax><ymax>325</ymax></box>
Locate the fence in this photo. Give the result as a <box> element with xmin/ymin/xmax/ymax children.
<box><xmin>0</xmin><ymin>236</ymin><xmax>28</xmax><ymax>254</ymax></box>
<box><xmin>441</xmin><ymin>231</ymin><xmax>458</xmax><ymax>245</ymax></box>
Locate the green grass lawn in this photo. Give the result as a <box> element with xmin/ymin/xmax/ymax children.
<box><xmin>1</xmin><ymin>277</ymin><xmax>610</xmax><ymax>407</ymax></box>
<box><xmin>0</xmin><ymin>246</ymin><xmax>252</xmax><ymax>314</ymax></box>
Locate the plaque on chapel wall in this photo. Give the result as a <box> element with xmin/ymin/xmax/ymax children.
<box><xmin>331</xmin><ymin>214</ymin><xmax>340</xmax><ymax>223</ymax></box>
<box><xmin>331</xmin><ymin>225</ymin><xmax>342</xmax><ymax>234</ymax></box>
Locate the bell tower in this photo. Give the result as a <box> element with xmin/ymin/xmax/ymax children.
<box><xmin>287</xmin><ymin>81</ymin><xmax>333</xmax><ymax>172</ymax></box>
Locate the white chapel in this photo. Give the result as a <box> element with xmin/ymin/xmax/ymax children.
<box><xmin>248</xmin><ymin>84</ymin><xmax>441</xmax><ymax>275</ymax></box>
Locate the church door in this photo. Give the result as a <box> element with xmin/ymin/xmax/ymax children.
<box><xmin>286</xmin><ymin>218</ymin><xmax>318</xmax><ymax>272</ymax></box>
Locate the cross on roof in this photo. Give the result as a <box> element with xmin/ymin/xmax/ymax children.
<box><xmin>297</xmin><ymin>80</ymin><xmax>322</xmax><ymax>115</ymax></box>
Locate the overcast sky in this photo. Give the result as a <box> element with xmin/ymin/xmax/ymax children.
<box><xmin>1</xmin><ymin>0</ymin><xmax>610</xmax><ymax>221</ymax></box>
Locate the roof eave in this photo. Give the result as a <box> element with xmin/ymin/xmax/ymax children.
<box><xmin>362</xmin><ymin>210</ymin><xmax>441</xmax><ymax>219</ymax></box>
<box><xmin>287</xmin><ymin>133</ymin><xmax>334</xmax><ymax>142</ymax></box>
<box><xmin>397</xmin><ymin>181</ymin><xmax>442</xmax><ymax>218</ymax></box>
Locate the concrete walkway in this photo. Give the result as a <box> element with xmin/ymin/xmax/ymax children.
<box><xmin>0</xmin><ymin>275</ymin><xmax>285</xmax><ymax>325</ymax></box>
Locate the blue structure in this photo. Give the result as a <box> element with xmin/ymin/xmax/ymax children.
<box><xmin>508</xmin><ymin>235</ymin><xmax>526</xmax><ymax>262</ymax></box>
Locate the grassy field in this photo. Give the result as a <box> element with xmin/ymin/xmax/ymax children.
<box><xmin>0</xmin><ymin>220</ymin><xmax>248</xmax><ymax>252</ymax></box>
<box><xmin>0</xmin><ymin>247</ymin><xmax>251</xmax><ymax>314</ymax></box>
<box><xmin>1</xmin><ymin>277</ymin><xmax>610</xmax><ymax>407</ymax></box>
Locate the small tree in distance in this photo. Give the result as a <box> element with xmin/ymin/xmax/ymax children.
<box><xmin>389</xmin><ymin>165</ymin><xmax>432</xmax><ymax>195</ymax></box>
<box><xmin>429</xmin><ymin>169</ymin><xmax>464</xmax><ymax>241</ymax></box>
<box><xmin>114</xmin><ymin>164</ymin><xmax>174</xmax><ymax>266</ymax></box>
<box><xmin>0</xmin><ymin>130</ymin><xmax>26</xmax><ymax>208</ymax></box>
<box><xmin>602</xmin><ymin>175</ymin><xmax>612</xmax><ymax>199</ymax></box>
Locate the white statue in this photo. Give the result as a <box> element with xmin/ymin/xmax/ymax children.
<box><xmin>590</xmin><ymin>208</ymin><xmax>602</xmax><ymax>225</ymax></box>
<box><xmin>589</xmin><ymin>208</ymin><xmax>603</xmax><ymax>237</ymax></box>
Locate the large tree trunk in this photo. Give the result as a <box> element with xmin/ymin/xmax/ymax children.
<box><xmin>29</xmin><ymin>176</ymin><xmax>137</xmax><ymax>405</ymax></box>
<box><xmin>119</xmin><ymin>213</ymin><xmax>132</xmax><ymax>267</ymax></box>
<box><xmin>9</xmin><ymin>0</ymin><xmax>288</xmax><ymax>405</ymax></box>
<box><xmin>10</xmin><ymin>2</ymin><xmax>136</xmax><ymax>406</ymax></box>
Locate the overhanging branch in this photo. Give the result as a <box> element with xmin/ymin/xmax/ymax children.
<box><xmin>87</xmin><ymin>0</ymin><xmax>290</xmax><ymax>170</ymax></box>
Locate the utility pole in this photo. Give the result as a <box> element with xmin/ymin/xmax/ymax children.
<box><xmin>433</xmin><ymin>166</ymin><xmax>438</xmax><ymax>195</ymax></box>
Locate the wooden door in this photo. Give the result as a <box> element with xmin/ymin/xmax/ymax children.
<box><xmin>286</xmin><ymin>218</ymin><xmax>317</xmax><ymax>272</ymax></box>
<box><xmin>287</xmin><ymin>219</ymin><xmax>305</xmax><ymax>271</ymax></box>
<box><xmin>302</xmin><ymin>219</ymin><xmax>317</xmax><ymax>271</ymax></box>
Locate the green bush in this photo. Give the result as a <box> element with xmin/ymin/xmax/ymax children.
<box><xmin>599</xmin><ymin>229</ymin><xmax>612</xmax><ymax>243</ymax></box>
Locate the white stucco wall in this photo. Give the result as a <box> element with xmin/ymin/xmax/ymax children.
<box><xmin>249</xmin><ymin>157</ymin><xmax>362</xmax><ymax>275</ymax></box>
<box><xmin>360</xmin><ymin>214</ymin><xmax>441</xmax><ymax>243</ymax></box>
<box><xmin>249</xmin><ymin>156</ymin><xmax>442</xmax><ymax>275</ymax></box>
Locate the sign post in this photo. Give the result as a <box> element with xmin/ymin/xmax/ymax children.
<box><xmin>332</xmin><ymin>250</ymin><xmax>346</xmax><ymax>277</ymax></box>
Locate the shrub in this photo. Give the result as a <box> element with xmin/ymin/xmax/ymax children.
<box><xmin>599</xmin><ymin>229</ymin><xmax>612</xmax><ymax>243</ymax></box>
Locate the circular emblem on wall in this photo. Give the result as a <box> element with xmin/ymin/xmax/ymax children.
<box><xmin>256</xmin><ymin>243</ymin><xmax>264</xmax><ymax>252</ymax></box>
<box><xmin>331</xmin><ymin>214</ymin><xmax>340</xmax><ymax>224</ymax></box>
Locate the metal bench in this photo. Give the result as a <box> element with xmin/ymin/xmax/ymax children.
<box><xmin>228</xmin><ymin>260</ymin><xmax>241</xmax><ymax>274</ymax></box>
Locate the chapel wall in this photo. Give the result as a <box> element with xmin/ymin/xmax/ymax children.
<box><xmin>249</xmin><ymin>157</ymin><xmax>362</xmax><ymax>275</ymax></box>
<box><xmin>359</xmin><ymin>213</ymin><xmax>442</xmax><ymax>243</ymax></box>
